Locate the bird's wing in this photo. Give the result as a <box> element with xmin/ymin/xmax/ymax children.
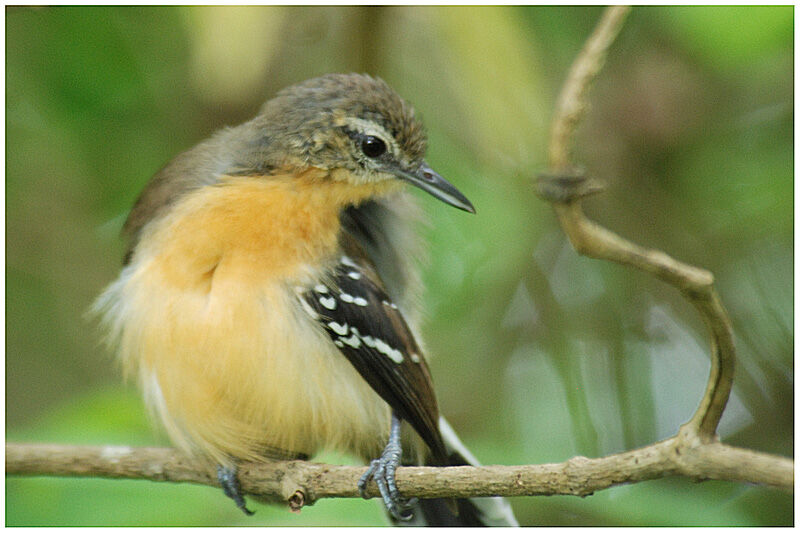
<box><xmin>299</xmin><ymin>252</ymin><xmax>447</xmax><ymax>464</ymax></box>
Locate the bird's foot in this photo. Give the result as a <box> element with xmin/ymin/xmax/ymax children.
<box><xmin>358</xmin><ymin>414</ymin><xmax>416</xmax><ymax>521</ymax></box>
<box><xmin>217</xmin><ymin>465</ymin><xmax>254</xmax><ymax>516</ymax></box>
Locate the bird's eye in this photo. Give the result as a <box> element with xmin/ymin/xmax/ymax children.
<box><xmin>361</xmin><ymin>136</ymin><xmax>387</xmax><ymax>158</ymax></box>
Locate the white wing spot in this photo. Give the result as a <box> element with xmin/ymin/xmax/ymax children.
<box><xmin>319</xmin><ymin>296</ymin><xmax>337</xmax><ymax>310</ymax></box>
<box><xmin>340</xmin><ymin>293</ymin><xmax>355</xmax><ymax>303</ymax></box>
<box><xmin>375</xmin><ymin>338</ymin><xmax>404</xmax><ymax>364</ymax></box>
<box><xmin>410</xmin><ymin>353</ymin><xmax>421</xmax><ymax>363</ymax></box>
<box><xmin>340</xmin><ymin>334</ymin><xmax>362</xmax><ymax>349</ymax></box>
<box><xmin>382</xmin><ymin>300</ymin><xmax>399</xmax><ymax>310</ymax></box>
<box><xmin>347</xmin><ymin>271</ymin><xmax>362</xmax><ymax>280</ymax></box>
<box><xmin>314</xmin><ymin>284</ymin><xmax>329</xmax><ymax>294</ymax></box>
<box><xmin>387</xmin><ymin>347</ymin><xmax>404</xmax><ymax>364</ymax></box>
<box><xmin>353</xmin><ymin>297</ymin><xmax>368</xmax><ymax>307</ymax></box>
<box><xmin>334</xmin><ymin>340</ymin><xmax>344</xmax><ymax>348</ymax></box>
<box><xmin>328</xmin><ymin>321</ymin><xmax>348</xmax><ymax>336</ymax></box>
<box><xmin>362</xmin><ymin>335</ymin><xmax>376</xmax><ymax>348</ymax></box>
<box><xmin>341</xmin><ymin>255</ymin><xmax>358</xmax><ymax>268</ymax></box>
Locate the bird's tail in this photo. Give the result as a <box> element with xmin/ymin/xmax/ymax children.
<box><xmin>395</xmin><ymin>417</ymin><xmax>519</xmax><ymax>527</ymax></box>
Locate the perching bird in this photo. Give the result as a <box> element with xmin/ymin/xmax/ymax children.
<box><xmin>94</xmin><ymin>73</ymin><xmax>517</xmax><ymax>526</ymax></box>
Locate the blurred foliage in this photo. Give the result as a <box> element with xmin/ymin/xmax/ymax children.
<box><xmin>6</xmin><ymin>5</ymin><xmax>792</xmax><ymax>526</ymax></box>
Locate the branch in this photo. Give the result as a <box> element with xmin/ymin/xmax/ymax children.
<box><xmin>6</xmin><ymin>439</ymin><xmax>792</xmax><ymax>511</ymax></box>
<box><xmin>538</xmin><ymin>5</ymin><xmax>737</xmax><ymax>441</ymax></box>
<box><xmin>535</xmin><ymin>1</ymin><xmax>790</xmax><ymax>493</ymax></box>
<box><xmin>548</xmin><ymin>5</ymin><xmax>631</xmax><ymax>172</ymax></box>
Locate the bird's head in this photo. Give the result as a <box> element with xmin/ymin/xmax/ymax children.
<box><xmin>238</xmin><ymin>73</ymin><xmax>474</xmax><ymax>213</ymax></box>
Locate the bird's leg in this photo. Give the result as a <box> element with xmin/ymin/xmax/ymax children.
<box><xmin>358</xmin><ymin>412</ymin><xmax>417</xmax><ymax>521</ymax></box>
<box><xmin>217</xmin><ymin>465</ymin><xmax>254</xmax><ymax>516</ymax></box>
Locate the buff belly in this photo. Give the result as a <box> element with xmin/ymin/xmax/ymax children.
<box><xmin>95</xmin><ymin>256</ymin><xmax>393</xmax><ymax>466</ymax></box>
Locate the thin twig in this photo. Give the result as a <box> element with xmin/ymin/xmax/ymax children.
<box><xmin>539</xmin><ymin>4</ymin><xmax>735</xmax><ymax>440</ymax></box>
<box><xmin>550</xmin><ymin>203</ymin><xmax>735</xmax><ymax>437</ymax></box>
<box><xmin>548</xmin><ymin>5</ymin><xmax>631</xmax><ymax>172</ymax></box>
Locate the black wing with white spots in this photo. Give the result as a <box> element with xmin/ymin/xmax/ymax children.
<box><xmin>300</xmin><ymin>254</ymin><xmax>447</xmax><ymax>464</ymax></box>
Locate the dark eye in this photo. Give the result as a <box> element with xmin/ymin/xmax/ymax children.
<box><xmin>361</xmin><ymin>136</ymin><xmax>387</xmax><ymax>158</ymax></box>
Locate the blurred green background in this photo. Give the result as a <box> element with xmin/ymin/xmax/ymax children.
<box><xmin>6</xmin><ymin>5</ymin><xmax>793</xmax><ymax>526</ymax></box>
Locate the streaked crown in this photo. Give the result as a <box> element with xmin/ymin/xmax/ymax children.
<box><xmin>241</xmin><ymin>73</ymin><xmax>428</xmax><ymax>180</ymax></box>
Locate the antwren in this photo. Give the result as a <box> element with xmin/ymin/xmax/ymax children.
<box><xmin>95</xmin><ymin>73</ymin><xmax>517</xmax><ymax>526</ymax></box>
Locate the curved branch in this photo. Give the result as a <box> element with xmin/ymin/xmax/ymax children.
<box><xmin>538</xmin><ymin>4</ymin><xmax>734</xmax><ymax>440</ymax></box>
<box><xmin>6</xmin><ymin>441</ymin><xmax>792</xmax><ymax>511</ymax></box>
<box><xmin>549</xmin><ymin>202</ymin><xmax>735</xmax><ymax>437</ymax></box>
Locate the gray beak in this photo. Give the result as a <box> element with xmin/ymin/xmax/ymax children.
<box><xmin>393</xmin><ymin>162</ymin><xmax>476</xmax><ymax>214</ymax></box>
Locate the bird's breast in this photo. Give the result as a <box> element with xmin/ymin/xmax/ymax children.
<box><xmin>140</xmin><ymin>174</ymin><xmax>344</xmax><ymax>288</ymax></box>
<box><xmin>98</xmin><ymin>173</ymin><xmax>395</xmax><ymax>465</ymax></box>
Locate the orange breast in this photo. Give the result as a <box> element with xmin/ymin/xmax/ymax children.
<box><xmin>99</xmin><ymin>171</ymin><xmax>404</xmax><ymax>465</ymax></box>
<box><xmin>147</xmin><ymin>173</ymin><xmax>342</xmax><ymax>287</ymax></box>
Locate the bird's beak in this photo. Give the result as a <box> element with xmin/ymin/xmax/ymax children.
<box><xmin>393</xmin><ymin>162</ymin><xmax>476</xmax><ymax>214</ymax></box>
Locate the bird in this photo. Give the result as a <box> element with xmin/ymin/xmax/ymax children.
<box><xmin>93</xmin><ymin>73</ymin><xmax>518</xmax><ymax>526</ymax></box>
